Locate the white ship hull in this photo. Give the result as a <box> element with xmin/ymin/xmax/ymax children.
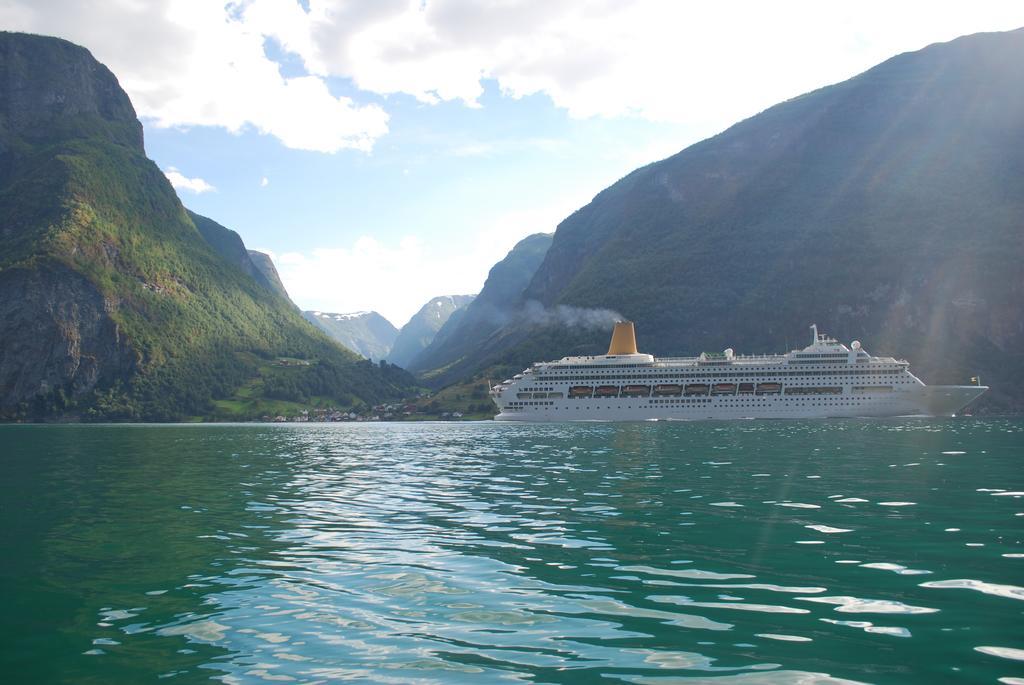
<box><xmin>495</xmin><ymin>384</ymin><xmax>986</xmax><ymax>422</ymax></box>
<box><xmin>491</xmin><ymin>323</ymin><xmax>987</xmax><ymax>423</ymax></box>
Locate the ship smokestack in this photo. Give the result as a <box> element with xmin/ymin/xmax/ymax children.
<box><xmin>607</xmin><ymin>321</ymin><xmax>638</xmax><ymax>355</ymax></box>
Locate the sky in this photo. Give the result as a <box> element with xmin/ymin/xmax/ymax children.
<box><xmin>3</xmin><ymin>1</ymin><xmax>1023</xmax><ymax>327</ymax></box>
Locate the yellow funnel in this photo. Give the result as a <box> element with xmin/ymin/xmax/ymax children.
<box><xmin>607</xmin><ymin>321</ymin><xmax>638</xmax><ymax>355</ymax></box>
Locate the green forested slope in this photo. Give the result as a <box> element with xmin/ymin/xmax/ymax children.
<box><xmin>248</xmin><ymin>249</ymin><xmax>294</xmax><ymax>303</ymax></box>
<box><xmin>0</xmin><ymin>32</ymin><xmax>413</xmax><ymax>420</ymax></box>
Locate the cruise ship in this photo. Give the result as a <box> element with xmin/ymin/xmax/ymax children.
<box><xmin>491</xmin><ymin>322</ymin><xmax>986</xmax><ymax>421</ymax></box>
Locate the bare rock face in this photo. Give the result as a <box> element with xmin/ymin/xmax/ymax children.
<box><xmin>0</xmin><ymin>31</ymin><xmax>143</xmax><ymax>155</ymax></box>
<box><xmin>0</xmin><ymin>262</ymin><xmax>135</xmax><ymax>412</ymax></box>
<box><xmin>0</xmin><ymin>32</ymin><xmax>141</xmax><ymax>414</ymax></box>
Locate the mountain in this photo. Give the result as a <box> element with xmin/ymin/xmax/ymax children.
<box><xmin>438</xmin><ymin>29</ymin><xmax>1024</xmax><ymax>411</ymax></box>
<box><xmin>0</xmin><ymin>32</ymin><xmax>413</xmax><ymax>420</ymax></box>
<box><xmin>187</xmin><ymin>210</ymin><xmax>265</xmax><ymax>284</ymax></box>
<box><xmin>409</xmin><ymin>233</ymin><xmax>553</xmax><ymax>381</ymax></box>
<box><xmin>303</xmin><ymin>310</ymin><xmax>399</xmax><ymax>361</ymax></box>
<box><xmin>187</xmin><ymin>211</ymin><xmax>298</xmax><ymax>306</ymax></box>
<box><xmin>247</xmin><ymin>249</ymin><xmax>293</xmax><ymax>304</ymax></box>
<box><xmin>386</xmin><ymin>295</ymin><xmax>475</xmax><ymax>368</ymax></box>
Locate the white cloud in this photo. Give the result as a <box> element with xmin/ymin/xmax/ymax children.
<box><xmin>297</xmin><ymin>0</ymin><xmax>1024</xmax><ymax>130</ymax></box>
<box><xmin>277</xmin><ymin>236</ymin><xmax>438</xmax><ymax>327</ymax></box>
<box><xmin>260</xmin><ymin>176</ymin><xmax>270</xmax><ymax>188</ymax></box>
<box><xmin>163</xmin><ymin>167</ymin><xmax>215</xmax><ymax>193</ymax></box>
<box><xmin>275</xmin><ymin>192</ymin><xmax>587</xmax><ymax>326</ymax></box>
<box><xmin>2</xmin><ymin>0</ymin><xmax>388</xmax><ymax>153</ymax></box>
<box><xmin>3</xmin><ymin>1</ymin><xmax>1020</xmax><ymax>152</ymax></box>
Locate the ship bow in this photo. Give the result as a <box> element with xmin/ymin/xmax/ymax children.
<box><xmin>919</xmin><ymin>385</ymin><xmax>988</xmax><ymax>416</ymax></box>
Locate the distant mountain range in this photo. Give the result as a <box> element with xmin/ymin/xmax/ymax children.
<box><xmin>0</xmin><ymin>32</ymin><xmax>413</xmax><ymax>420</ymax></box>
<box><xmin>418</xmin><ymin>29</ymin><xmax>1024</xmax><ymax>411</ymax></box>
<box><xmin>303</xmin><ymin>310</ymin><xmax>398</xmax><ymax>362</ymax></box>
<box><xmin>410</xmin><ymin>233</ymin><xmax>552</xmax><ymax>383</ymax></box>
<box><xmin>300</xmin><ymin>296</ymin><xmax>478</xmax><ymax>369</ymax></box>
<box><xmin>386</xmin><ymin>295</ymin><xmax>476</xmax><ymax>368</ymax></box>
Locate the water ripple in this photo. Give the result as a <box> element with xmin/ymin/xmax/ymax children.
<box><xmin>920</xmin><ymin>579</ymin><xmax>1024</xmax><ymax>601</ymax></box>
<box><xmin>2</xmin><ymin>419</ymin><xmax>1022</xmax><ymax>683</ymax></box>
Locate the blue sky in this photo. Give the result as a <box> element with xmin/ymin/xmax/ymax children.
<box><xmin>147</xmin><ymin>81</ymin><xmax>699</xmax><ymax>257</ymax></box>
<box><xmin>5</xmin><ymin>1</ymin><xmax>1024</xmax><ymax>326</ymax></box>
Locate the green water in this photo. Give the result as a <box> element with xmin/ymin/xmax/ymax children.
<box><xmin>1</xmin><ymin>420</ymin><xmax>1022</xmax><ymax>684</ymax></box>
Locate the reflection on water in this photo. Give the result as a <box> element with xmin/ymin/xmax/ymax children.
<box><xmin>1</xmin><ymin>419</ymin><xmax>1022</xmax><ymax>684</ymax></box>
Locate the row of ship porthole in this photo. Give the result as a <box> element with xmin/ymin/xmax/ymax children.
<box><xmin>516</xmin><ymin>384</ymin><xmax>901</xmax><ymax>400</ymax></box>
<box><xmin>648</xmin><ymin>398</ymin><xmax>871</xmax><ymax>403</ymax></box>
<box><xmin>531</xmin><ymin>380</ymin><xmax>903</xmax><ymax>388</ymax></box>
<box><xmin>508</xmin><ymin>399</ymin><xmax>887</xmax><ymax>406</ymax></box>
<box><xmin>507</xmin><ymin>399</ymin><xmax>903</xmax><ymax>412</ymax></box>
<box><xmin>505</xmin><ymin>396</ymin><xmax>904</xmax><ymax>408</ymax></box>
<box><xmin>550</xmin><ymin>389</ymin><xmax>837</xmax><ymax>399</ymax></box>
<box><xmin>537</xmin><ymin>366</ymin><xmax>902</xmax><ymax>375</ymax></box>
<box><xmin>508</xmin><ymin>403</ymin><xmax>899</xmax><ymax>412</ymax></box>
<box><xmin>535</xmin><ymin>372</ymin><xmax>902</xmax><ymax>382</ymax></box>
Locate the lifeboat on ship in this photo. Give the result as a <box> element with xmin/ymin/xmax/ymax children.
<box><xmin>569</xmin><ymin>386</ymin><xmax>593</xmax><ymax>398</ymax></box>
<box><xmin>756</xmin><ymin>382</ymin><xmax>782</xmax><ymax>395</ymax></box>
<box><xmin>737</xmin><ymin>383</ymin><xmax>755</xmax><ymax>394</ymax></box>
<box><xmin>654</xmin><ymin>384</ymin><xmax>682</xmax><ymax>396</ymax></box>
<box><xmin>684</xmin><ymin>384</ymin><xmax>710</xmax><ymax>396</ymax></box>
<box><xmin>712</xmin><ymin>383</ymin><xmax>736</xmax><ymax>395</ymax></box>
<box><xmin>620</xmin><ymin>385</ymin><xmax>651</xmax><ymax>397</ymax></box>
<box><xmin>594</xmin><ymin>385</ymin><xmax>619</xmax><ymax>398</ymax></box>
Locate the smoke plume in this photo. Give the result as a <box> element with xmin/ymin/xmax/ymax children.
<box><xmin>520</xmin><ymin>300</ymin><xmax>624</xmax><ymax>329</ymax></box>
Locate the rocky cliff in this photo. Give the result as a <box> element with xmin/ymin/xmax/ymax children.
<box><xmin>0</xmin><ymin>263</ymin><xmax>136</xmax><ymax>413</ymax></box>
<box><xmin>0</xmin><ymin>31</ymin><xmax>142</xmax><ymax>162</ymax></box>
